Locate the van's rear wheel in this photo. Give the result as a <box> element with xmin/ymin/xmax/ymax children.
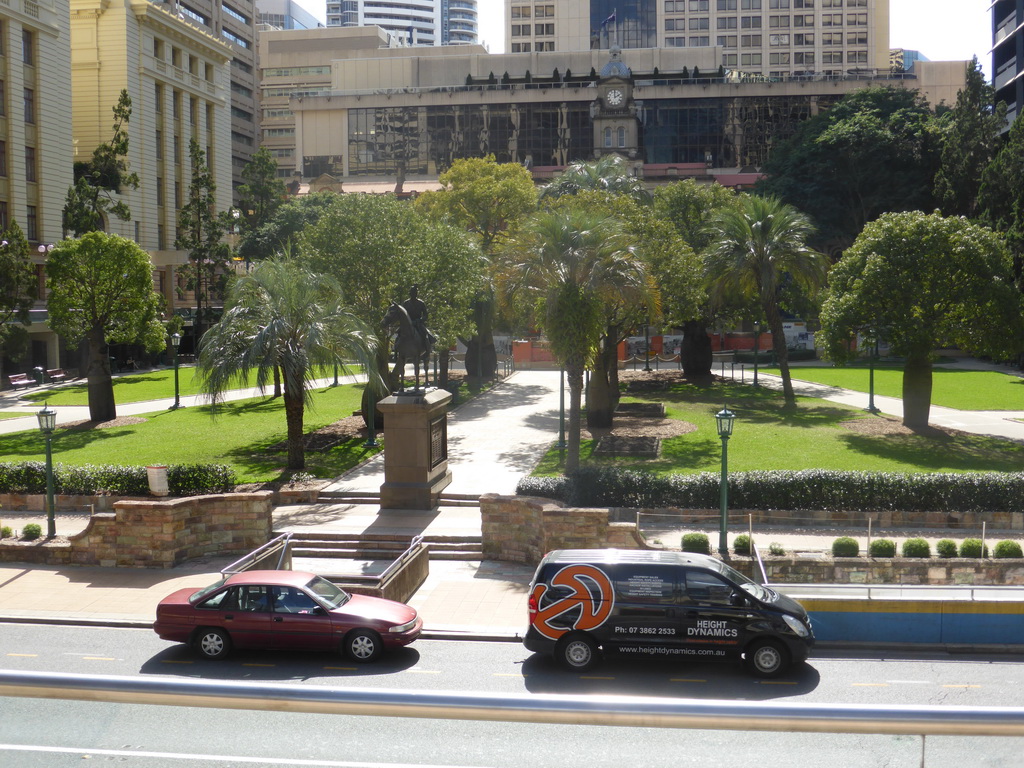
<box><xmin>556</xmin><ymin>633</ymin><xmax>600</xmax><ymax>672</ymax></box>
<box><xmin>745</xmin><ymin>639</ymin><xmax>789</xmax><ymax>678</ymax></box>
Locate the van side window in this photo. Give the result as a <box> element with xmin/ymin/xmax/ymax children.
<box><xmin>613</xmin><ymin>567</ymin><xmax>678</xmax><ymax>603</ymax></box>
<box><xmin>684</xmin><ymin>571</ymin><xmax>734</xmax><ymax>605</ymax></box>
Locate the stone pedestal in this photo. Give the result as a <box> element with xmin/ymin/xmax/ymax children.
<box><xmin>377</xmin><ymin>388</ymin><xmax>452</xmax><ymax>510</ymax></box>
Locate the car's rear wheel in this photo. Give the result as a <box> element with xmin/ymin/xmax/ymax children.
<box><xmin>555</xmin><ymin>633</ymin><xmax>600</xmax><ymax>672</ymax></box>
<box><xmin>744</xmin><ymin>638</ymin><xmax>790</xmax><ymax>678</ymax></box>
<box><xmin>345</xmin><ymin>629</ymin><xmax>383</xmax><ymax>662</ymax></box>
<box><xmin>194</xmin><ymin>628</ymin><xmax>231</xmax><ymax>660</ymax></box>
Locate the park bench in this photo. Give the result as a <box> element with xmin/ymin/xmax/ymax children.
<box><xmin>46</xmin><ymin>368</ymin><xmax>68</xmax><ymax>383</ymax></box>
<box><xmin>7</xmin><ymin>373</ymin><xmax>32</xmax><ymax>390</ymax></box>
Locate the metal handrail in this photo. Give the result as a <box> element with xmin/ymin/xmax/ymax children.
<box><xmin>221</xmin><ymin>532</ymin><xmax>292</xmax><ymax>575</ymax></box>
<box><xmin>377</xmin><ymin>535</ymin><xmax>425</xmax><ymax>584</ymax></box>
<box><xmin>2</xmin><ymin>670</ymin><xmax>1023</xmax><ymax>736</ymax></box>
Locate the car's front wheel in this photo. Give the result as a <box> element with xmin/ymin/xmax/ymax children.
<box><xmin>555</xmin><ymin>632</ymin><xmax>600</xmax><ymax>672</ymax></box>
<box><xmin>345</xmin><ymin>629</ymin><xmax>383</xmax><ymax>662</ymax></box>
<box><xmin>194</xmin><ymin>627</ymin><xmax>231</xmax><ymax>660</ymax></box>
<box><xmin>744</xmin><ymin>638</ymin><xmax>790</xmax><ymax>678</ymax></box>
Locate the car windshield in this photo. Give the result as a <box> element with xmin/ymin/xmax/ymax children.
<box><xmin>189</xmin><ymin>577</ymin><xmax>229</xmax><ymax>605</ymax></box>
<box><xmin>305</xmin><ymin>575</ymin><xmax>350</xmax><ymax>608</ymax></box>
<box><xmin>711</xmin><ymin>560</ymin><xmax>773</xmax><ymax>602</ymax></box>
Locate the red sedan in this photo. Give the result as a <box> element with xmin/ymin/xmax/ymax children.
<box><xmin>154</xmin><ymin>570</ymin><xmax>422</xmax><ymax>661</ymax></box>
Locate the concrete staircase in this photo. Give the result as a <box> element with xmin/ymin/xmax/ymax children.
<box><xmin>315</xmin><ymin>490</ymin><xmax>482</xmax><ymax>508</ymax></box>
<box><xmin>283</xmin><ymin>530</ymin><xmax>484</xmax><ymax>562</ymax></box>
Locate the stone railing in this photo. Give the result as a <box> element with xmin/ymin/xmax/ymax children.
<box><xmin>0</xmin><ymin>492</ymin><xmax>273</xmax><ymax>568</ymax></box>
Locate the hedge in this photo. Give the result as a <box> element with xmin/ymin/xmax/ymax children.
<box><xmin>517</xmin><ymin>467</ymin><xmax>1024</xmax><ymax>514</ymax></box>
<box><xmin>0</xmin><ymin>462</ymin><xmax>236</xmax><ymax>497</ymax></box>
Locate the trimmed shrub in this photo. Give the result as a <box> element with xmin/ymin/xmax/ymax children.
<box><xmin>869</xmin><ymin>538</ymin><xmax>896</xmax><ymax>558</ymax></box>
<box><xmin>0</xmin><ymin>462</ymin><xmax>235</xmax><ymax>496</ymax></box>
<box><xmin>682</xmin><ymin>532</ymin><xmax>711</xmax><ymax>554</ymax></box>
<box><xmin>733</xmin><ymin>534</ymin><xmax>752</xmax><ymax>555</ymax></box>
<box><xmin>0</xmin><ymin>526</ymin><xmax>12</xmax><ymax>538</ymax></box>
<box><xmin>993</xmin><ymin>540</ymin><xmax>1023</xmax><ymax>559</ymax></box>
<box><xmin>768</xmin><ymin>542</ymin><xmax>786</xmax><ymax>556</ymax></box>
<box><xmin>832</xmin><ymin>537</ymin><xmax>859</xmax><ymax>557</ymax></box>
<box><xmin>901</xmin><ymin>538</ymin><xmax>931</xmax><ymax>558</ymax></box>
<box><xmin>959</xmin><ymin>538</ymin><xmax>989</xmax><ymax>558</ymax></box>
<box><xmin>936</xmin><ymin>539</ymin><xmax>958</xmax><ymax>558</ymax></box>
<box><xmin>21</xmin><ymin>523</ymin><xmax>42</xmax><ymax>541</ymax></box>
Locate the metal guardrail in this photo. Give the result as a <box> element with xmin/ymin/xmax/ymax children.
<box><xmin>221</xmin><ymin>532</ymin><xmax>292</xmax><ymax>575</ymax></box>
<box><xmin>377</xmin><ymin>535</ymin><xmax>425</xmax><ymax>584</ymax></box>
<box><xmin>2</xmin><ymin>670</ymin><xmax>1024</xmax><ymax>736</ymax></box>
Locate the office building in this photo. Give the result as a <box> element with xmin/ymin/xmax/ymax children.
<box><xmin>993</xmin><ymin>0</ymin><xmax>1023</xmax><ymax>126</ymax></box>
<box><xmin>258</xmin><ymin>0</ymin><xmax>323</xmax><ymax>30</ymax></box>
<box><xmin>326</xmin><ymin>0</ymin><xmax>478</xmax><ymax>46</ymax></box>
<box><xmin>890</xmin><ymin>48</ymin><xmax>928</xmax><ymax>73</ymax></box>
<box><xmin>508</xmin><ymin>0</ymin><xmax>890</xmax><ymax>79</ymax></box>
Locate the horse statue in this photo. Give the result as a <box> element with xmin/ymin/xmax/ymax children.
<box><xmin>382</xmin><ymin>302</ymin><xmax>433</xmax><ymax>392</ymax></box>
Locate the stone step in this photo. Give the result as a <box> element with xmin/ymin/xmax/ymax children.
<box><xmin>315</xmin><ymin>491</ymin><xmax>481</xmax><ymax>508</ymax></box>
<box><xmin>284</xmin><ymin>531</ymin><xmax>481</xmax><ymax>545</ymax></box>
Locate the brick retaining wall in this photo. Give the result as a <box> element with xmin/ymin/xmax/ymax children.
<box><xmin>0</xmin><ymin>493</ymin><xmax>273</xmax><ymax>568</ymax></box>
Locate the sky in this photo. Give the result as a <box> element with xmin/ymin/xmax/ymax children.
<box><xmin>478</xmin><ymin>0</ymin><xmax>994</xmax><ymax>76</ymax></box>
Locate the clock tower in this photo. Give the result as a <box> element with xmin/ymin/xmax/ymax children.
<box><xmin>592</xmin><ymin>46</ymin><xmax>639</xmax><ymax>159</ymax></box>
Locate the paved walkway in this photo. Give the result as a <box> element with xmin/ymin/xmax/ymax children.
<box><xmin>1</xmin><ymin>360</ymin><xmax>1023</xmax><ymax>638</ymax></box>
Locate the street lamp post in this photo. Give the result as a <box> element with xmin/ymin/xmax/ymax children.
<box><xmin>643</xmin><ymin>310</ymin><xmax>652</xmax><ymax>372</ymax></box>
<box><xmin>716</xmin><ymin>406</ymin><xmax>736</xmax><ymax>557</ymax></box>
<box><xmin>170</xmin><ymin>333</ymin><xmax>182</xmax><ymax>410</ymax></box>
<box><xmin>753</xmin><ymin>320</ymin><xmax>760</xmax><ymax>388</ymax></box>
<box><xmin>36</xmin><ymin>404</ymin><xmax>57</xmax><ymax>539</ymax></box>
<box><xmin>866</xmin><ymin>331</ymin><xmax>879</xmax><ymax>414</ymax></box>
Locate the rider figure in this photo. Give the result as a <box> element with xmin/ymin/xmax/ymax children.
<box><xmin>403</xmin><ymin>285</ymin><xmax>434</xmax><ymax>350</ymax></box>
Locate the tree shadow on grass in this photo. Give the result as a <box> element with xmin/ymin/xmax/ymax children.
<box><xmin>837</xmin><ymin>431</ymin><xmax>1024</xmax><ymax>472</ymax></box>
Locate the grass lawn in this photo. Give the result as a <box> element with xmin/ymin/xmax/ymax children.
<box><xmin>17</xmin><ymin>365</ymin><xmax>362</xmax><ymax>407</ymax></box>
<box><xmin>0</xmin><ymin>383</ymin><xmax>378</xmax><ymax>484</ymax></box>
<box><xmin>534</xmin><ymin>380</ymin><xmax>1024</xmax><ymax>476</ymax></box>
<box><xmin>0</xmin><ymin>412</ymin><xmax>30</xmax><ymax>421</ymax></box>
<box><xmin>763</xmin><ymin>365</ymin><xmax>1024</xmax><ymax>411</ymax></box>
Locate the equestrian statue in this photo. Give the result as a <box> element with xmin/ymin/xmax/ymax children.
<box><xmin>381</xmin><ymin>285</ymin><xmax>436</xmax><ymax>392</ymax></box>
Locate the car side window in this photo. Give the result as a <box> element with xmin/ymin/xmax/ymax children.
<box><xmin>237</xmin><ymin>585</ymin><xmax>271</xmax><ymax>613</ymax></box>
<box><xmin>272</xmin><ymin>586</ymin><xmax>320</xmax><ymax>614</ymax></box>
<box><xmin>684</xmin><ymin>570</ymin><xmax>734</xmax><ymax>606</ymax></box>
<box><xmin>197</xmin><ymin>589</ymin><xmax>231</xmax><ymax>610</ymax></box>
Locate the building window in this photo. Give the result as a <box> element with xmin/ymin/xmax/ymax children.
<box><xmin>718</xmin><ymin>0</ymin><xmax>737</xmax><ymax>8</ymax></box>
<box><xmin>689</xmin><ymin>0</ymin><xmax>710</xmax><ymax>9</ymax></box>
<box><xmin>0</xmin><ymin>80</ymin><xmax>5</xmax><ymax>116</ymax></box>
<box><xmin>794</xmin><ymin>33</ymin><xmax>814</xmax><ymax>45</ymax></box>
<box><xmin>741</xmin><ymin>0</ymin><xmax>762</xmax><ymax>8</ymax></box>
<box><xmin>23</xmin><ymin>88</ymin><xmax>34</xmax><ymax>124</ymax></box>
<box><xmin>153</xmin><ymin>38</ymin><xmax>164</xmax><ymax>60</ymax></box>
<box><xmin>173</xmin><ymin>91</ymin><xmax>181</xmax><ymax>119</ymax></box>
<box><xmin>511</xmin><ymin>6</ymin><xmax>531</xmax><ymax>18</ymax></box>
<box><xmin>823</xmin><ymin>32</ymin><xmax>842</xmax><ymax>45</ymax></box>
<box><xmin>794</xmin><ymin>0</ymin><xmax>814</xmax><ymax>6</ymax></box>
<box><xmin>741</xmin><ymin>53</ymin><xmax>762</xmax><ymax>66</ymax></box>
<box><xmin>155</xmin><ymin>84</ymin><xmax>163</xmax><ymax>113</ymax></box>
<box><xmin>718</xmin><ymin>17</ymin><xmax>737</xmax><ymax>28</ymax></box>
<box><xmin>617</xmin><ymin>127</ymin><xmax>626</xmax><ymax>148</ymax></box>
<box><xmin>741</xmin><ymin>35</ymin><xmax>762</xmax><ymax>46</ymax></box>
<box><xmin>847</xmin><ymin>12</ymin><xmax>866</xmax><ymax>25</ymax></box>
<box><xmin>534</xmin><ymin>23</ymin><xmax>554</xmax><ymax>35</ymax></box>
<box><xmin>223</xmin><ymin>3</ymin><xmax>249</xmax><ymax>24</ymax></box>
<box><xmin>0</xmin><ymin>202</ymin><xmax>7</xmax><ymax>230</ymax></box>
<box><xmin>769</xmin><ymin>16</ymin><xmax>790</xmax><ymax>27</ymax></box>
<box><xmin>793</xmin><ymin>14</ymin><xmax>813</xmax><ymax>25</ymax></box>
<box><xmin>741</xmin><ymin>16</ymin><xmax>761</xmax><ymax>28</ymax></box>
<box><xmin>770</xmin><ymin>52</ymin><xmax>791</xmax><ymax>64</ymax></box>
<box><xmin>822</xmin><ymin>13</ymin><xmax>842</xmax><ymax>26</ymax></box>
<box><xmin>690</xmin><ymin>18</ymin><xmax>709</xmax><ymax>30</ymax></box>
<box><xmin>22</xmin><ymin>30</ymin><xmax>33</xmax><ymax>65</ymax></box>
<box><xmin>718</xmin><ymin>35</ymin><xmax>737</xmax><ymax>47</ymax></box>
<box><xmin>156</xmin><ymin>130</ymin><xmax>162</xmax><ymax>159</ymax></box>
<box><xmin>794</xmin><ymin>51</ymin><xmax>815</xmax><ymax>64</ymax></box>
<box><xmin>769</xmin><ymin>0</ymin><xmax>790</xmax><ymax>7</ymax></box>
<box><xmin>823</xmin><ymin>51</ymin><xmax>844</xmax><ymax>64</ymax></box>
<box><xmin>665</xmin><ymin>36</ymin><xmax>686</xmax><ymax>46</ymax></box>
<box><xmin>689</xmin><ymin>36</ymin><xmax>710</xmax><ymax>46</ymax></box>
<box><xmin>723</xmin><ymin>53</ymin><xmax>738</xmax><ymax>66</ymax></box>
<box><xmin>849</xmin><ymin>50</ymin><xmax>868</xmax><ymax>64</ymax></box>
<box><xmin>175</xmin><ymin>181</ymin><xmax>181</xmax><ymax>208</ymax></box>
<box><xmin>156</xmin><ymin>177</ymin><xmax>163</xmax><ymax>206</ymax></box>
<box><xmin>604</xmin><ymin>127</ymin><xmax>612</xmax><ymax>147</ymax></box>
<box><xmin>172</xmin><ymin>47</ymin><xmax>181</xmax><ymax>68</ymax></box>
<box><xmin>222</xmin><ymin>29</ymin><xmax>251</xmax><ymax>48</ymax></box>
<box><xmin>26</xmin><ymin>205</ymin><xmax>36</xmax><ymax>241</ymax></box>
<box><xmin>822</xmin><ymin>0</ymin><xmax>842</xmax><ymax>5</ymax></box>
<box><xmin>848</xmin><ymin>31</ymin><xmax>867</xmax><ymax>45</ymax></box>
<box><xmin>0</xmin><ymin>141</ymin><xmax>6</xmax><ymax>176</ymax></box>
<box><xmin>769</xmin><ymin>33</ymin><xmax>789</xmax><ymax>45</ymax></box>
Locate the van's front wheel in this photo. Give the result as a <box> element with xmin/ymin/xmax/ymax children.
<box><xmin>556</xmin><ymin>633</ymin><xmax>600</xmax><ymax>672</ymax></box>
<box><xmin>745</xmin><ymin>639</ymin><xmax>790</xmax><ymax>678</ymax></box>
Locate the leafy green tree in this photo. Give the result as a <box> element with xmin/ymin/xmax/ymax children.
<box><xmin>979</xmin><ymin>115</ymin><xmax>1024</xmax><ymax>285</ymax></box>
<box><xmin>46</xmin><ymin>232</ymin><xmax>164</xmax><ymax>421</ymax></box>
<box><xmin>499</xmin><ymin>208</ymin><xmax>644</xmax><ymax>472</ymax></box>
<box><xmin>415</xmin><ymin>156</ymin><xmax>538</xmax><ymax>379</ymax></box>
<box><xmin>236</xmin><ymin>147</ymin><xmax>287</xmax><ymax>253</ymax></box>
<box><xmin>540</xmin><ymin>155</ymin><xmax>651</xmax><ymax>205</ymax></box>
<box><xmin>198</xmin><ymin>258</ymin><xmax>384</xmax><ymax>471</ymax></box>
<box><xmin>705</xmin><ymin>195</ymin><xmax>827</xmax><ymax>409</ymax></box>
<box><xmin>0</xmin><ymin>223</ymin><xmax>35</xmax><ymax>380</ymax></box>
<box><xmin>757</xmin><ymin>86</ymin><xmax>939</xmax><ymax>250</ymax></box>
<box><xmin>176</xmin><ymin>139</ymin><xmax>229</xmax><ymax>341</ymax></box>
<box><xmin>819</xmin><ymin>211</ymin><xmax>1023</xmax><ymax>429</ymax></box>
<box><xmin>933</xmin><ymin>57</ymin><xmax>1007</xmax><ymax>218</ymax></box>
<box><xmin>240</xmin><ymin>190</ymin><xmax>338</xmax><ymax>264</ymax></box>
<box><xmin>62</xmin><ymin>90</ymin><xmax>139</xmax><ymax>236</ymax></box>
<box><xmin>299</xmin><ymin>194</ymin><xmax>483</xmax><ymax>409</ymax></box>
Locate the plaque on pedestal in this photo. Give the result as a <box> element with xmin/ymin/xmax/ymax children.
<box><xmin>376</xmin><ymin>388</ymin><xmax>452</xmax><ymax>510</ymax></box>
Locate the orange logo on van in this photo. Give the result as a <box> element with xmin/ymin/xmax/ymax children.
<box><xmin>532</xmin><ymin>564</ymin><xmax>615</xmax><ymax>641</ymax></box>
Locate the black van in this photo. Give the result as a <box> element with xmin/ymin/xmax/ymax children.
<box><xmin>524</xmin><ymin>549</ymin><xmax>813</xmax><ymax>677</ymax></box>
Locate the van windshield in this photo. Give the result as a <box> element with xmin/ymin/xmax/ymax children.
<box><xmin>711</xmin><ymin>559</ymin><xmax>773</xmax><ymax>601</ymax></box>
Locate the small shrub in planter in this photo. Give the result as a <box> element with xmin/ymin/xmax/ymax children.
<box><xmin>0</xmin><ymin>526</ymin><xmax>12</xmax><ymax>538</ymax></box>
<box><xmin>993</xmin><ymin>540</ymin><xmax>1023</xmax><ymax>559</ymax></box>
<box><xmin>682</xmin><ymin>532</ymin><xmax>711</xmax><ymax>555</ymax></box>
<box><xmin>959</xmin><ymin>538</ymin><xmax>989</xmax><ymax>558</ymax></box>
<box><xmin>832</xmin><ymin>536</ymin><xmax>859</xmax><ymax>557</ymax></box>
<box><xmin>869</xmin><ymin>538</ymin><xmax>896</xmax><ymax>558</ymax></box>
<box><xmin>901</xmin><ymin>538</ymin><xmax>931</xmax><ymax>558</ymax></box>
<box><xmin>936</xmin><ymin>539</ymin><xmax>958</xmax><ymax>558</ymax></box>
<box><xmin>733</xmin><ymin>534</ymin><xmax>752</xmax><ymax>555</ymax></box>
<box><xmin>768</xmin><ymin>542</ymin><xmax>786</xmax><ymax>556</ymax></box>
<box><xmin>21</xmin><ymin>523</ymin><xmax>42</xmax><ymax>541</ymax></box>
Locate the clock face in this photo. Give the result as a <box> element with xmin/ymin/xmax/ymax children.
<box><xmin>607</xmin><ymin>88</ymin><xmax>624</xmax><ymax>106</ymax></box>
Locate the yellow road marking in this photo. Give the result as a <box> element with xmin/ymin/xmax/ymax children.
<box><xmin>82</xmin><ymin>657</ymin><xmax>116</xmax><ymax>661</ymax></box>
<box><xmin>242</xmin><ymin>663</ymin><xmax>275</xmax><ymax>667</ymax></box>
<box><xmin>943</xmin><ymin>684</ymin><xmax>981</xmax><ymax>689</ymax></box>
<box><xmin>6</xmin><ymin>653</ymin><xmax>37</xmax><ymax>657</ymax></box>
<box><xmin>670</xmin><ymin>678</ymin><xmax>707</xmax><ymax>683</ymax></box>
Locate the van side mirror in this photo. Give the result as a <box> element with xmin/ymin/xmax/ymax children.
<box><xmin>730</xmin><ymin>591</ymin><xmax>746</xmax><ymax>607</ymax></box>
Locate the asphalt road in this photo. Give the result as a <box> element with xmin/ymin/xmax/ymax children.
<box><xmin>1</xmin><ymin>624</ymin><xmax>1023</xmax><ymax>767</ymax></box>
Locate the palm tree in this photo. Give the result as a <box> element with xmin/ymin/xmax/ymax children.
<box><xmin>198</xmin><ymin>258</ymin><xmax>384</xmax><ymax>471</ymax></box>
<box><xmin>500</xmin><ymin>208</ymin><xmax>646</xmax><ymax>472</ymax></box>
<box><xmin>705</xmin><ymin>195</ymin><xmax>827</xmax><ymax>409</ymax></box>
<box><xmin>540</xmin><ymin>155</ymin><xmax>652</xmax><ymax>204</ymax></box>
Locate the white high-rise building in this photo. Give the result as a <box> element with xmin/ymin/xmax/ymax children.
<box><xmin>326</xmin><ymin>0</ymin><xmax>478</xmax><ymax>46</ymax></box>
